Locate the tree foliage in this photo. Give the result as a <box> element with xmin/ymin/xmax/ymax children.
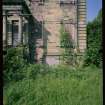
<box><xmin>84</xmin><ymin>9</ymin><xmax>102</xmax><ymax>67</ymax></box>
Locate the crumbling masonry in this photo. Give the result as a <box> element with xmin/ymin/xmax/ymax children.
<box><xmin>29</xmin><ymin>0</ymin><xmax>86</xmax><ymax>65</ymax></box>
<box><xmin>3</xmin><ymin>0</ymin><xmax>86</xmax><ymax>65</ymax></box>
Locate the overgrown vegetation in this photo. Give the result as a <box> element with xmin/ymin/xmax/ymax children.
<box><xmin>3</xmin><ymin>48</ymin><xmax>102</xmax><ymax>105</ymax></box>
<box><xmin>84</xmin><ymin>9</ymin><xmax>102</xmax><ymax>67</ymax></box>
<box><xmin>3</xmin><ymin>9</ymin><xmax>102</xmax><ymax>105</ymax></box>
<box><xmin>3</xmin><ymin>47</ymin><xmax>27</xmax><ymax>83</ymax></box>
<box><xmin>60</xmin><ymin>24</ymin><xmax>75</xmax><ymax>65</ymax></box>
<box><xmin>3</xmin><ymin>64</ymin><xmax>102</xmax><ymax>105</ymax></box>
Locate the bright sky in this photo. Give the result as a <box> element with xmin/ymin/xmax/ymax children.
<box><xmin>87</xmin><ymin>0</ymin><xmax>102</xmax><ymax>22</ymax></box>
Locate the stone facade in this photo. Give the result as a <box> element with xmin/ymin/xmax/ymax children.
<box><xmin>3</xmin><ymin>0</ymin><xmax>31</xmax><ymax>47</ymax></box>
<box><xmin>77</xmin><ymin>0</ymin><xmax>87</xmax><ymax>52</ymax></box>
<box><xmin>29</xmin><ymin>0</ymin><xmax>86</xmax><ymax>65</ymax></box>
<box><xmin>2</xmin><ymin>0</ymin><xmax>36</xmax><ymax>63</ymax></box>
<box><xmin>3</xmin><ymin>0</ymin><xmax>87</xmax><ymax>65</ymax></box>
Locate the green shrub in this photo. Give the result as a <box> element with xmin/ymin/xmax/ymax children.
<box><xmin>26</xmin><ymin>64</ymin><xmax>50</xmax><ymax>79</ymax></box>
<box><xmin>84</xmin><ymin>9</ymin><xmax>102</xmax><ymax>67</ymax></box>
<box><xmin>3</xmin><ymin>47</ymin><xmax>28</xmax><ymax>83</ymax></box>
<box><xmin>3</xmin><ymin>47</ymin><xmax>50</xmax><ymax>84</ymax></box>
<box><xmin>59</xmin><ymin>25</ymin><xmax>75</xmax><ymax>65</ymax></box>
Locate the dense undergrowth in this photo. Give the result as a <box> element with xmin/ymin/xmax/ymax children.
<box><xmin>3</xmin><ymin>46</ymin><xmax>103</xmax><ymax>105</ymax></box>
<box><xmin>3</xmin><ymin>63</ymin><xmax>102</xmax><ymax>105</ymax></box>
<box><xmin>3</xmin><ymin>9</ymin><xmax>102</xmax><ymax>104</ymax></box>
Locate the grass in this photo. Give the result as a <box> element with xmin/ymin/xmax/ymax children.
<box><xmin>3</xmin><ymin>65</ymin><xmax>103</xmax><ymax>105</ymax></box>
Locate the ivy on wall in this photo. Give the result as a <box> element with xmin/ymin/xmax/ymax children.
<box><xmin>60</xmin><ymin>24</ymin><xmax>75</xmax><ymax>65</ymax></box>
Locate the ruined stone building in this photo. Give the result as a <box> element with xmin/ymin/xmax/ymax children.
<box><xmin>3</xmin><ymin>0</ymin><xmax>35</xmax><ymax>62</ymax></box>
<box><xmin>29</xmin><ymin>0</ymin><xmax>87</xmax><ymax>65</ymax></box>
<box><xmin>3</xmin><ymin>0</ymin><xmax>86</xmax><ymax>65</ymax></box>
<box><xmin>3</xmin><ymin>0</ymin><xmax>30</xmax><ymax>47</ymax></box>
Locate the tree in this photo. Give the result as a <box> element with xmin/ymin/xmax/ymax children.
<box><xmin>84</xmin><ymin>9</ymin><xmax>102</xmax><ymax>67</ymax></box>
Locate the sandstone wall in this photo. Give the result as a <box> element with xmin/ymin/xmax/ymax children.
<box><xmin>29</xmin><ymin>0</ymin><xmax>86</xmax><ymax>64</ymax></box>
